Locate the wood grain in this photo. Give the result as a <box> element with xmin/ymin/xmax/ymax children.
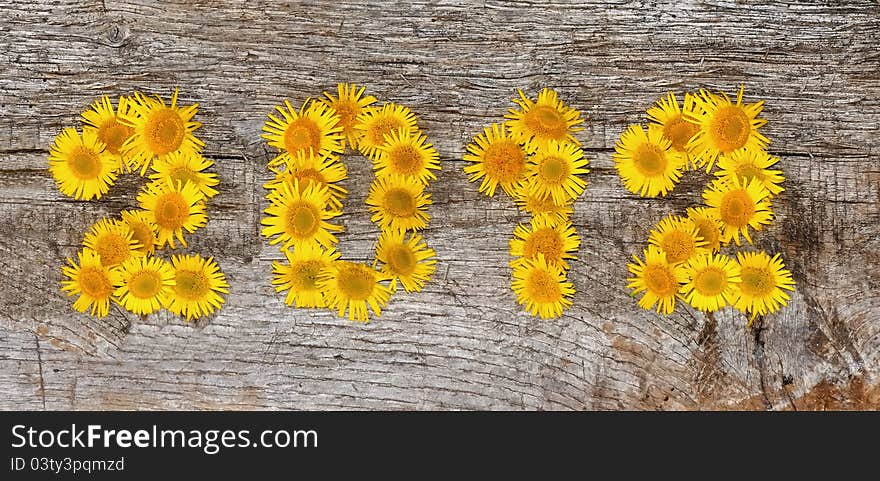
<box><xmin>1</xmin><ymin>0</ymin><xmax>878</xmax><ymax>410</ymax></box>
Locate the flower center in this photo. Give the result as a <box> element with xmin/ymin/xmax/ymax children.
<box><xmin>483</xmin><ymin>140</ymin><xmax>525</xmax><ymax>183</ymax></box>
<box><xmin>384</xmin><ymin>188</ymin><xmax>416</xmax><ymax>217</ymax></box>
<box><xmin>98</xmin><ymin>118</ymin><xmax>133</xmax><ymax>154</ymax></box>
<box><xmin>289</xmin><ymin>168</ymin><xmax>327</xmax><ymax>190</ymax></box>
<box><xmin>94</xmin><ymin>232</ymin><xmax>131</xmax><ymax>266</ymax></box>
<box><xmin>169</xmin><ymin>166</ymin><xmax>200</xmax><ymax>188</ymax></box>
<box><xmin>129</xmin><ymin>270</ymin><xmax>161</xmax><ymax>299</ymax></box>
<box><xmin>525</xmin><ymin>105</ymin><xmax>566</xmax><ymax>138</ymax></box>
<box><xmin>388</xmin><ymin>144</ymin><xmax>423</xmax><ymax>176</ymax></box>
<box><xmin>367</xmin><ymin>117</ymin><xmax>405</xmax><ymax>146</ymax></box>
<box><xmin>660</xmin><ymin>230</ymin><xmax>696</xmax><ymax>264</ymax></box>
<box><xmin>633</xmin><ymin>143</ymin><xmax>667</xmax><ymax>177</ymax></box>
<box><xmin>386</xmin><ymin>244</ymin><xmax>416</xmax><ymax>276</ymax></box>
<box><xmin>144</xmin><ymin>108</ymin><xmax>185</xmax><ymax>155</ymax></box>
<box><xmin>740</xmin><ymin>266</ymin><xmax>774</xmax><ymax>297</ymax></box>
<box><xmin>286</xmin><ymin>201</ymin><xmax>320</xmax><ymax>238</ymax></box>
<box><xmin>79</xmin><ymin>267</ymin><xmax>112</xmax><ymax>299</ymax></box>
<box><xmin>709</xmin><ymin>106</ymin><xmax>750</xmax><ymax>152</ymax></box>
<box><xmin>523</xmin><ymin>228</ymin><xmax>563</xmax><ymax>263</ymax></box>
<box><xmin>539</xmin><ymin>155</ymin><xmax>569</xmax><ymax>184</ymax></box>
<box><xmin>719</xmin><ymin>189</ymin><xmax>755</xmax><ymax>227</ymax></box>
<box><xmin>337</xmin><ymin>265</ymin><xmax>375</xmax><ymax>301</ymax></box>
<box><xmin>694</xmin><ymin>267</ymin><xmax>727</xmax><ymax>296</ymax></box>
<box><xmin>289</xmin><ymin>260</ymin><xmax>325</xmax><ymax>291</ymax></box>
<box><xmin>734</xmin><ymin>162</ymin><xmax>764</xmax><ymax>183</ymax></box>
<box><xmin>331</xmin><ymin>100</ymin><xmax>358</xmax><ymax>129</ymax></box>
<box><xmin>663</xmin><ymin>115</ymin><xmax>699</xmax><ymax>152</ymax></box>
<box><xmin>284</xmin><ymin>117</ymin><xmax>321</xmax><ymax>155</ymax></box>
<box><xmin>68</xmin><ymin>146</ymin><xmax>102</xmax><ymax>180</ymax></box>
<box><xmin>526</xmin><ymin>269</ymin><xmax>562</xmax><ymax>303</ymax></box>
<box><xmin>174</xmin><ymin>269</ymin><xmax>210</xmax><ymax>300</ymax></box>
<box><xmin>644</xmin><ymin>264</ymin><xmax>677</xmax><ymax>297</ymax></box>
<box><xmin>154</xmin><ymin>192</ymin><xmax>189</xmax><ymax>230</ymax></box>
<box><xmin>693</xmin><ymin>219</ymin><xmax>720</xmax><ymax>250</ymax></box>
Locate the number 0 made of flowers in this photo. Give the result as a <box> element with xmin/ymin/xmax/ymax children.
<box><xmin>463</xmin><ymin>88</ymin><xmax>589</xmax><ymax>319</ymax></box>
<box><xmin>260</xmin><ymin>84</ymin><xmax>439</xmax><ymax>323</ymax></box>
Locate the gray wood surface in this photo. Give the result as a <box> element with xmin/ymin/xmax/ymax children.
<box><xmin>1</xmin><ymin>0</ymin><xmax>878</xmax><ymax>410</ymax></box>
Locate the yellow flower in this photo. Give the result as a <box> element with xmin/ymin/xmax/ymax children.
<box><xmin>61</xmin><ymin>249</ymin><xmax>119</xmax><ymax>318</ymax></box>
<box><xmin>81</xmin><ymin>95</ymin><xmax>135</xmax><ymax>171</ymax></box>
<box><xmin>264</xmin><ymin>151</ymin><xmax>348</xmax><ymax>210</ymax></box>
<box><xmin>261</xmin><ymin>180</ymin><xmax>343</xmax><ymax>250</ymax></box>
<box><xmin>48</xmin><ymin>127</ymin><xmax>118</xmax><ymax>200</ymax></box>
<box><xmin>272</xmin><ymin>244</ymin><xmax>340</xmax><ymax>308</ymax></box>
<box><xmin>120</xmin><ymin>210</ymin><xmax>159</xmax><ymax>255</ymax></box>
<box><xmin>703</xmin><ymin>176</ymin><xmax>773</xmax><ymax>246</ymax></box>
<box><xmin>715</xmin><ymin>147</ymin><xmax>785</xmax><ymax>197</ymax></box>
<box><xmin>320</xmin><ymin>83</ymin><xmax>377</xmax><ymax>150</ymax></box>
<box><xmin>113</xmin><ymin>256</ymin><xmax>175</xmax><ymax>315</ymax></box>
<box><xmin>509</xmin><ymin>216</ymin><xmax>580</xmax><ymax>270</ymax></box>
<box><xmin>82</xmin><ymin>217</ymin><xmax>144</xmax><ymax>267</ymax></box>
<box><xmin>687</xmin><ymin>86</ymin><xmax>769</xmax><ymax>172</ymax></box>
<box><xmin>511</xmin><ymin>183</ymin><xmax>573</xmax><ymax>224</ymax></box>
<box><xmin>374</xmin><ymin>128</ymin><xmax>440</xmax><ymax>184</ymax></box>
<box><xmin>463</xmin><ymin>123</ymin><xmax>528</xmax><ymax>197</ymax></box>
<box><xmin>679</xmin><ymin>253</ymin><xmax>741</xmax><ymax>312</ymax></box>
<box><xmin>612</xmin><ymin>124</ymin><xmax>686</xmax><ymax>197</ymax></box>
<box><xmin>626</xmin><ymin>246</ymin><xmax>686</xmax><ymax>315</ymax></box>
<box><xmin>137</xmin><ymin>178</ymin><xmax>208</xmax><ymax>249</ymax></box>
<box><xmin>262</xmin><ymin>99</ymin><xmax>343</xmax><ymax>166</ymax></box>
<box><xmin>511</xmin><ymin>254</ymin><xmax>574</xmax><ymax>319</ymax></box>
<box><xmin>375</xmin><ymin>228</ymin><xmax>437</xmax><ymax>292</ymax></box>
<box><xmin>733</xmin><ymin>251</ymin><xmax>795</xmax><ymax>322</ymax></box>
<box><xmin>685</xmin><ymin>207</ymin><xmax>723</xmax><ymax>252</ymax></box>
<box><xmin>355</xmin><ymin>102</ymin><xmax>419</xmax><ymax>161</ymax></box>
<box><xmin>646</xmin><ymin>92</ymin><xmax>701</xmax><ymax>167</ymax></box>
<box><xmin>522</xmin><ymin>140</ymin><xmax>589</xmax><ymax>205</ymax></box>
<box><xmin>148</xmin><ymin>151</ymin><xmax>219</xmax><ymax>199</ymax></box>
<box><xmin>505</xmin><ymin>88</ymin><xmax>584</xmax><ymax>153</ymax></box>
<box><xmin>366</xmin><ymin>175</ymin><xmax>431</xmax><ymax>231</ymax></box>
<box><xmin>121</xmin><ymin>89</ymin><xmax>204</xmax><ymax>175</ymax></box>
<box><xmin>318</xmin><ymin>261</ymin><xmax>393</xmax><ymax>322</ymax></box>
<box><xmin>647</xmin><ymin>214</ymin><xmax>709</xmax><ymax>265</ymax></box>
<box><xmin>166</xmin><ymin>254</ymin><xmax>229</xmax><ymax>320</ymax></box>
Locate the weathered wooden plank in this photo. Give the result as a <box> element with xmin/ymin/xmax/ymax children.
<box><xmin>0</xmin><ymin>0</ymin><xmax>878</xmax><ymax>410</ymax></box>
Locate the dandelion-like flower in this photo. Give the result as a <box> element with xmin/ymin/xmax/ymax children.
<box><xmin>355</xmin><ymin>103</ymin><xmax>418</xmax><ymax>161</ymax></box>
<box><xmin>509</xmin><ymin>216</ymin><xmax>580</xmax><ymax>270</ymax></box>
<box><xmin>511</xmin><ymin>183</ymin><xmax>573</xmax><ymax>224</ymax></box>
<box><xmin>264</xmin><ymin>151</ymin><xmax>348</xmax><ymax>210</ymax></box>
<box><xmin>320</xmin><ymin>83</ymin><xmax>377</xmax><ymax>150</ymax></box>
<box><xmin>646</xmin><ymin>92</ymin><xmax>701</xmax><ymax>167</ymax></box>
<box><xmin>262</xmin><ymin>99</ymin><xmax>343</xmax><ymax>166</ymax></box>
<box><xmin>81</xmin><ymin>95</ymin><xmax>135</xmax><ymax>171</ymax></box>
<box><xmin>522</xmin><ymin>141</ymin><xmax>589</xmax><ymax>205</ymax></box>
<box><xmin>687</xmin><ymin>86</ymin><xmax>769</xmax><ymax>172</ymax></box>
<box><xmin>647</xmin><ymin>214</ymin><xmax>709</xmax><ymax>265</ymax></box>
<box><xmin>149</xmin><ymin>151</ymin><xmax>219</xmax><ymax>199</ymax></box>
<box><xmin>166</xmin><ymin>254</ymin><xmax>229</xmax><ymax>320</ymax></box>
<box><xmin>121</xmin><ymin>89</ymin><xmax>204</xmax><ymax>175</ymax></box>
<box><xmin>366</xmin><ymin>175</ymin><xmax>431</xmax><ymax>232</ymax></box>
<box><xmin>272</xmin><ymin>244</ymin><xmax>341</xmax><ymax>308</ymax></box>
<box><xmin>113</xmin><ymin>256</ymin><xmax>175</xmax><ymax>315</ymax></box>
<box><xmin>702</xmin><ymin>176</ymin><xmax>773</xmax><ymax>246</ymax></box>
<box><xmin>715</xmin><ymin>147</ymin><xmax>785</xmax><ymax>197</ymax></box>
<box><xmin>612</xmin><ymin>124</ymin><xmax>686</xmax><ymax>197</ymax></box>
<box><xmin>82</xmin><ymin>218</ymin><xmax>144</xmax><ymax>267</ymax></box>
<box><xmin>374</xmin><ymin>128</ymin><xmax>440</xmax><ymax>184</ymax></box>
<box><xmin>679</xmin><ymin>252</ymin><xmax>741</xmax><ymax>312</ymax></box>
<box><xmin>120</xmin><ymin>210</ymin><xmax>159</xmax><ymax>255</ymax></box>
<box><xmin>511</xmin><ymin>254</ymin><xmax>574</xmax><ymax>319</ymax></box>
<box><xmin>626</xmin><ymin>246</ymin><xmax>686</xmax><ymax>315</ymax></box>
<box><xmin>48</xmin><ymin>127</ymin><xmax>118</xmax><ymax>200</ymax></box>
<box><xmin>685</xmin><ymin>207</ymin><xmax>723</xmax><ymax>253</ymax></box>
<box><xmin>137</xmin><ymin>178</ymin><xmax>208</xmax><ymax>249</ymax></box>
<box><xmin>375</xmin><ymin>228</ymin><xmax>437</xmax><ymax>292</ymax></box>
<box><xmin>318</xmin><ymin>261</ymin><xmax>393</xmax><ymax>322</ymax></box>
<box><xmin>61</xmin><ymin>249</ymin><xmax>119</xmax><ymax>318</ymax></box>
<box><xmin>733</xmin><ymin>251</ymin><xmax>795</xmax><ymax>322</ymax></box>
<box><xmin>463</xmin><ymin>123</ymin><xmax>528</xmax><ymax>197</ymax></box>
<box><xmin>261</xmin><ymin>180</ymin><xmax>343</xmax><ymax>250</ymax></box>
<box><xmin>505</xmin><ymin>88</ymin><xmax>584</xmax><ymax>153</ymax></box>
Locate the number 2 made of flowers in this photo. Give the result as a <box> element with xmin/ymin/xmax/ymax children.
<box><xmin>260</xmin><ymin>84</ymin><xmax>440</xmax><ymax>323</ymax></box>
<box><xmin>462</xmin><ymin>88</ymin><xmax>590</xmax><ymax>319</ymax></box>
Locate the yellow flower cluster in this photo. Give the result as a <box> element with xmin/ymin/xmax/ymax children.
<box><xmin>621</xmin><ymin>87</ymin><xmax>795</xmax><ymax>323</ymax></box>
<box><xmin>55</xmin><ymin>90</ymin><xmax>229</xmax><ymax>321</ymax></box>
<box><xmin>261</xmin><ymin>84</ymin><xmax>439</xmax><ymax>323</ymax></box>
<box><xmin>463</xmin><ymin>88</ymin><xmax>589</xmax><ymax>319</ymax></box>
